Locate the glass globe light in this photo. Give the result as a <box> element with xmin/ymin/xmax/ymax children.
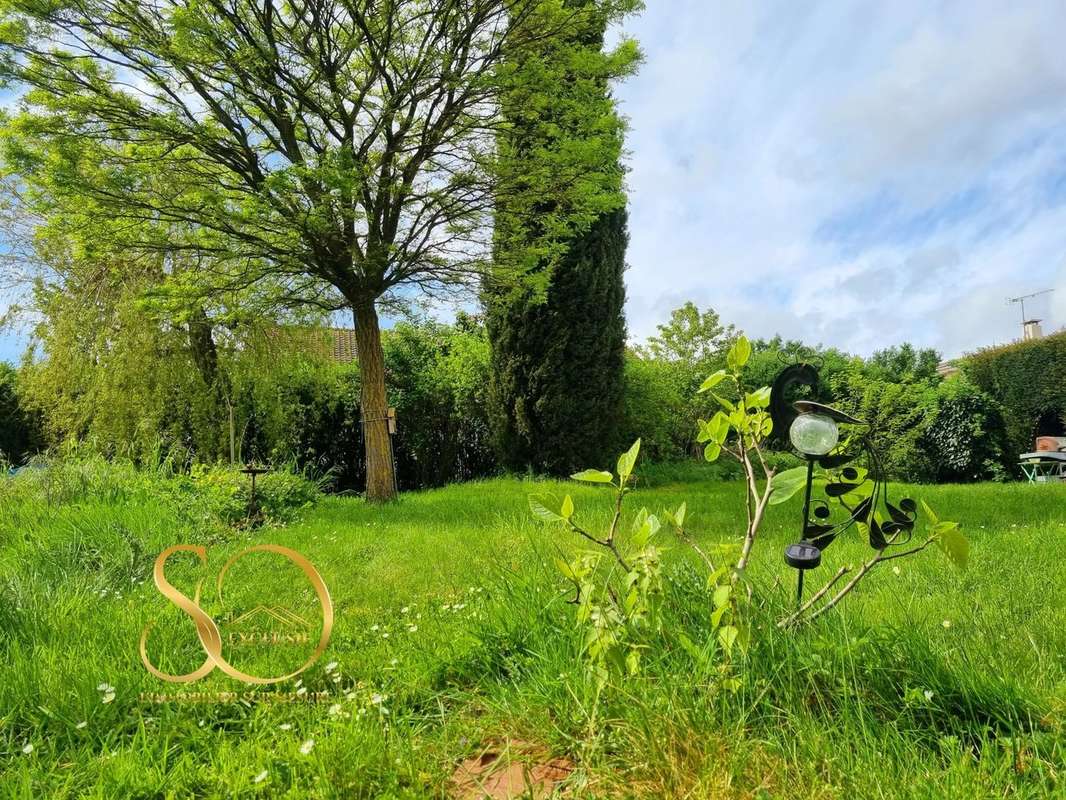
<box><xmin>789</xmin><ymin>413</ymin><xmax>839</xmax><ymax>456</ymax></box>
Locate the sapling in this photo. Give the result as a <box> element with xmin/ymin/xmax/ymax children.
<box><xmin>530</xmin><ymin>439</ymin><xmax>743</xmax><ymax>686</ymax></box>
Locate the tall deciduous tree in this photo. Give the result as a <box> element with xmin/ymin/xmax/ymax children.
<box><xmin>0</xmin><ymin>0</ymin><xmax>638</xmax><ymax>499</ymax></box>
<box><xmin>485</xmin><ymin>0</ymin><xmax>634</xmax><ymax>475</ymax></box>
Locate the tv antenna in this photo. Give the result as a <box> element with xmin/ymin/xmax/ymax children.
<box><xmin>1008</xmin><ymin>288</ymin><xmax>1053</xmax><ymax>327</ymax></box>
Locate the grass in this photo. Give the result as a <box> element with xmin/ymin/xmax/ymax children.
<box><xmin>0</xmin><ymin>459</ymin><xmax>1064</xmax><ymax>798</ymax></box>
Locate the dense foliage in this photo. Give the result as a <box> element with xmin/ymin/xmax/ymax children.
<box><xmin>829</xmin><ymin>364</ymin><xmax>1008</xmax><ymax>483</ymax></box>
<box><xmin>8</xmin><ymin>296</ymin><xmax>1011</xmax><ymax>486</ymax></box>
<box><xmin>0</xmin><ymin>363</ymin><xmax>41</xmax><ymax>463</ymax></box>
<box><xmin>964</xmin><ymin>331</ymin><xmax>1066</xmax><ymax>460</ymax></box>
<box><xmin>18</xmin><ymin>312</ymin><xmax>494</xmax><ymax>492</ymax></box>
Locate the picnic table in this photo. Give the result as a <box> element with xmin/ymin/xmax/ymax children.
<box><xmin>1018</xmin><ymin>451</ymin><xmax>1066</xmax><ymax>483</ymax></box>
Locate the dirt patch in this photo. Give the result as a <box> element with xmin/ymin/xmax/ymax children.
<box><xmin>450</xmin><ymin>739</ymin><xmax>574</xmax><ymax>799</ymax></box>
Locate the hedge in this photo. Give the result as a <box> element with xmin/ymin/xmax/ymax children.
<box><xmin>963</xmin><ymin>331</ymin><xmax>1066</xmax><ymax>460</ymax></box>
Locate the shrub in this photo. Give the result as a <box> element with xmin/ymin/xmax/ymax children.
<box><xmin>0</xmin><ymin>364</ymin><xmax>43</xmax><ymax>464</ymax></box>
<box><xmin>618</xmin><ymin>354</ymin><xmax>688</xmax><ymax>462</ymax></box>
<box><xmin>918</xmin><ymin>379</ymin><xmax>1009</xmax><ymax>482</ymax></box>
<box><xmin>829</xmin><ymin>370</ymin><xmax>939</xmax><ymax>482</ymax></box>
<box><xmin>964</xmin><ymin>332</ymin><xmax>1066</xmax><ymax>461</ymax></box>
<box><xmin>162</xmin><ymin>464</ymin><xmax>325</xmax><ymax>527</ymax></box>
<box><xmin>384</xmin><ymin>315</ymin><xmax>496</xmax><ymax>489</ymax></box>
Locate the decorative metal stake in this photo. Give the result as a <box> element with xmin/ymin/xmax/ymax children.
<box><xmin>770</xmin><ymin>364</ymin><xmax>920</xmax><ymax>610</ymax></box>
<box><xmin>241</xmin><ymin>464</ymin><xmax>269</xmax><ymax>525</ymax></box>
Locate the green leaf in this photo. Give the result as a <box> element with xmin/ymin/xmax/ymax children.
<box><xmin>696</xmin><ymin>419</ymin><xmax>713</xmax><ymax>443</ymax></box>
<box><xmin>674</xmin><ymin>502</ymin><xmax>687</xmax><ymax>529</ymax></box>
<box><xmin>676</xmin><ymin>631</ymin><xmax>701</xmax><ymax>660</ymax></box>
<box><xmin>632</xmin><ymin>513</ymin><xmax>660</xmax><ymax>548</ymax></box>
<box><xmin>703</xmin><ymin>442</ymin><xmax>721</xmax><ymax>463</ymax></box>
<box><xmin>625</xmin><ymin>648</ymin><xmax>641</xmax><ymax>676</ymax></box>
<box><xmin>560</xmin><ymin>494</ymin><xmax>574</xmax><ymax>520</ymax></box>
<box><xmin>744</xmin><ymin>386</ymin><xmax>771</xmax><ymax>409</ymax></box>
<box><xmin>769</xmin><ymin>466</ymin><xmax>810</xmax><ymax>505</ymax></box>
<box><xmin>713</xmin><ymin>583</ymin><xmax>731</xmax><ymax>609</ymax></box>
<box><xmin>726</xmin><ymin>336</ymin><xmax>751</xmax><ymax>371</ymax></box>
<box><xmin>936</xmin><ymin>522</ymin><xmax>969</xmax><ymax>569</ymax></box>
<box><xmin>706</xmin><ymin>566</ymin><xmax>728</xmax><ymax>587</ymax></box>
<box><xmin>697</xmin><ymin>369</ymin><xmax>727</xmax><ymax>393</ymax></box>
<box><xmin>712</xmin><ymin>393</ymin><xmax>736</xmax><ymax>412</ymax></box>
<box><xmin>632</xmin><ymin>520</ymin><xmax>651</xmax><ymax>549</ymax></box>
<box><xmin>698</xmin><ymin>412</ymin><xmax>730</xmax><ymax>444</ymax></box>
<box><xmin>921</xmin><ymin>499</ymin><xmax>939</xmax><ymax>526</ymax></box>
<box><xmin>709</xmin><ymin>411</ymin><xmax>730</xmax><ymax>443</ymax></box>
<box><xmin>710</xmin><ymin>603</ymin><xmax>729</xmax><ymax>628</ymax></box>
<box><xmin>554</xmin><ymin>557</ymin><xmax>576</xmax><ymax>580</ymax></box>
<box><xmin>529</xmin><ymin>496</ymin><xmax>563</xmax><ymax>522</ymax></box>
<box><xmin>631</xmin><ymin>506</ymin><xmax>649</xmax><ymax>532</ymax></box>
<box><xmin>571</xmin><ymin>469</ymin><xmax>613</xmax><ymax>484</ymax></box>
<box><xmin>717</xmin><ymin>625</ymin><xmax>739</xmax><ymax>652</ymax></box>
<box><xmin>617</xmin><ymin>439</ymin><xmax>641</xmax><ymax>483</ymax></box>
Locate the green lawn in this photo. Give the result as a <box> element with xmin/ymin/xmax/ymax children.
<box><xmin>1</xmin><ymin>464</ymin><xmax>1064</xmax><ymax>798</ymax></box>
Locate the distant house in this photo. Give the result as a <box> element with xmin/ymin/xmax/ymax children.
<box><xmin>936</xmin><ymin>360</ymin><xmax>960</xmax><ymax>379</ymax></box>
<box><xmin>265</xmin><ymin>326</ymin><xmax>359</xmax><ymax>364</ymax></box>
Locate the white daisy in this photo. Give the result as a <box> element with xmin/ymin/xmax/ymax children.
<box><xmin>299</xmin><ymin>739</ymin><xmax>315</xmax><ymax>755</ymax></box>
<box><xmin>279</xmin><ymin>723</ymin><xmax>292</xmax><ymax>731</ymax></box>
<box><xmin>21</xmin><ymin>743</ymin><xmax>33</xmax><ymax>755</ymax></box>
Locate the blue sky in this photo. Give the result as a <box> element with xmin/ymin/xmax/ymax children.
<box><xmin>3</xmin><ymin>1</ymin><xmax>1066</xmax><ymax>362</ymax></box>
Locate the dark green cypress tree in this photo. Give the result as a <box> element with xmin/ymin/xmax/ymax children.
<box><xmin>485</xmin><ymin>2</ymin><xmax>631</xmax><ymax>475</ymax></box>
<box><xmin>487</xmin><ymin>208</ymin><xmax>628</xmax><ymax>474</ymax></box>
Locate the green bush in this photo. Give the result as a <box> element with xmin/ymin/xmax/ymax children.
<box><xmin>0</xmin><ymin>364</ymin><xmax>43</xmax><ymax>464</ymax></box>
<box><xmin>1</xmin><ymin>456</ymin><xmax>324</xmax><ymax>530</ymax></box>
<box><xmin>827</xmin><ymin>368</ymin><xmax>1006</xmax><ymax>483</ymax></box>
<box><xmin>618</xmin><ymin>354</ymin><xmax>688</xmax><ymax>463</ymax></box>
<box><xmin>829</xmin><ymin>370</ymin><xmax>939</xmax><ymax>481</ymax></box>
<box><xmin>918</xmin><ymin>379</ymin><xmax>1009</xmax><ymax>482</ymax></box>
<box><xmin>964</xmin><ymin>332</ymin><xmax>1066</xmax><ymax>461</ymax></box>
<box><xmin>384</xmin><ymin>315</ymin><xmax>496</xmax><ymax>488</ymax></box>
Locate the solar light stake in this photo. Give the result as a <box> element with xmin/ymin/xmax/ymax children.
<box><xmin>772</xmin><ymin>365</ymin><xmax>862</xmax><ymax>611</ymax></box>
<box><xmin>241</xmin><ymin>464</ymin><xmax>269</xmax><ymax>526</ymax></box>
<box><xmin>784</xmin><ymin>541</ymin><xmax>822</xmax><ymax>609</ymax></box>
<box><xmin>770</xmin><ymin>363</ymin><xmax>921</xmax><ymax>619</ymax></box>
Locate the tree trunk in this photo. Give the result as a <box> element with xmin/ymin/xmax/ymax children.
<box><xmin>187</xmin><ymin>305</ymin><xmax>219</xmax><ymax>388</ymax></box>
<box><xmin>187</xmin><ymin>304</ymin><xmax>230</xmax><ymax>462</ymax></box>
<box><xmin>353</xmin><ymin>300</ymin><xmax>396</xmax><ymax>501</ymax></box>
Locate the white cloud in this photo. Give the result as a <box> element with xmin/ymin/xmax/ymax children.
<box><xmin>617</xmin><ymin>0</ymin><xmax>1066</xmax><ymax>358</ymax></box>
